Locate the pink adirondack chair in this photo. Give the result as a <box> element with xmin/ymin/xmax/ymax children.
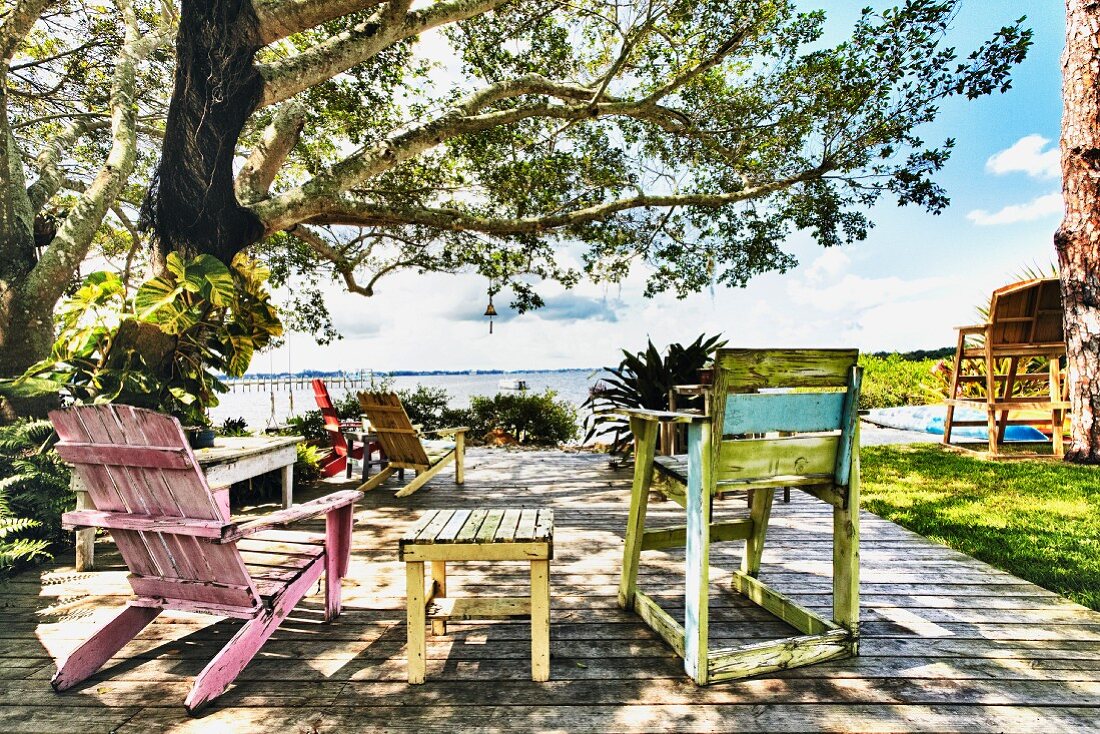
<box><xmin>49</xmin><ymin>404</ymin><xmax>362</xmax><ymax>713</ymax></box>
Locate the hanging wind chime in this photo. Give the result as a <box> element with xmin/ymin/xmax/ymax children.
<box><xmin>484</xmin><ymin>286</ymin><xmax>498</xmax><ymax>334</ymax></box>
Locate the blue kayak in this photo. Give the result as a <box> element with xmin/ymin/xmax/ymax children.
<box><xmin>864</xmin><ymin>405</ymin><xmax>1047</xmax><ymax>442</ymax></box>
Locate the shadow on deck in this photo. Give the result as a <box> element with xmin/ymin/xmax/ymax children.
<box><xmin>1</xmin><ymin>448</ymin><xmax>1098</xmax><ymax>732</ymax></box>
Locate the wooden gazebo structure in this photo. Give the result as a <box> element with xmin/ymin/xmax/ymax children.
<box><xmin>943</xmin><ymin>277</ymin><xmax>1069</xmax><ymax>458</ymax></box>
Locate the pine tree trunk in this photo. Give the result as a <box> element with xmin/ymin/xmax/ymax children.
<box><xmin>1056</xmin><ymin>0</ymin><xmax>1100</xmax><ymax>463</ymax></box>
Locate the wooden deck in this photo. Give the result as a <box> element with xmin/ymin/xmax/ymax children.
<box><xmin>2</xmin><ymin>448</ymin><xmax>1099</xmax><ymax>732</ymax></box>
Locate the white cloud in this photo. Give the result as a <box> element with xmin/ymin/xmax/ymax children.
<box><xmin>986</xmin><ymin>134</ymin><xmax>1061</xmax><ymax>179</ymax></box>
<box><xmin>966</xmin><ymin>192</ymin><xmax>1063</xmax><ymax>226</ymax></box>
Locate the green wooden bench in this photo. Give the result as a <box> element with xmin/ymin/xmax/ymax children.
<box><xmin>618</xmin><ymin>348</ymin><xmax>862</xmax><ymax>684</ymax></box>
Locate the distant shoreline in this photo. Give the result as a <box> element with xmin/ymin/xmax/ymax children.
<box><xmin>226</xmin><ymin>367</ymin><xmax>598</xmax><ymax>379</ymax></box>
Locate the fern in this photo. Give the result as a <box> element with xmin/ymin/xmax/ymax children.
<box><xmin>0</xmin><ymin>419</ymin><xmax>72</xmax><ymax>577</ymax></box>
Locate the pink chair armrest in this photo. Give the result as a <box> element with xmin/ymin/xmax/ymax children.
<box><xmin>219</xmin><ymin>490</ymin><xmax>362</xmax><ymax>543</ymax></box>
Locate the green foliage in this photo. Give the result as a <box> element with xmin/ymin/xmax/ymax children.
<box><xmin>862</xmin><ymin>445</ymin><xmax>1100</xmax><ymax>611</ymax></box>
<box><xmin>254</xmin><ymin>1</ymin><xmax>1032</xmax><ymax>337</ymax></box>
<box><xmin>284</xmin><ymin>410</ymin><xmax>326</xmax><ymax>441</ymax></box>
<box><xmin>0</xmin><ymin>420</ymin><xmax>73</xmax><ymax>578</ymax></box>
<box><xmin>467</xmin><ymin>390</ymin><xmax>578</xmax><ymax>446</ymax></box>
<box><xmin>23</xmin><ymin>253</ymin><xmax>282</xmax><ymax>426</ymax></box>
<box><xmin>584</xmin><ymin>334</ymin><xmax>726</xmax><ymax>453</ymax></box>
<box><xmin>857</xmin><ymin>354</ymin><xmax>946</xmax><ymax>410</ymax></box>
<box><xmin>397</xmin><ymin>385</ymin><xmax>471</xmax><ymax>432</ymax></box>
<box><xmin>294</xmin><ymin>443</ymin><xmax>327</xmax><ymax>486</ymax></box>
<box><xmin>217</xmin><ymin>416</ymin><xmax>251</xmax><ymax>437</ymax></box>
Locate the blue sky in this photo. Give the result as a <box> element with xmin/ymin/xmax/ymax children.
<box><xmin>265</xmin><ymin>1</ymin><xmax>1067</xmax><ymax>374</ymax></box>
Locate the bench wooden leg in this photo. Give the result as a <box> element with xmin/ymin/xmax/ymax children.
<box><xmin>618</xmin><ymin>416</ymin><xmax>656</xmax><ymax>610</ymax></box>
<box><xmin>741</xmin><ymin>487</ymin><xmax>775</xmax><ymax>578</ymax></box>
<box><xmin>406</xmin><ymin>561</ymin><xmax>426</xmax><ymax>684</ymax></box>
<box><xmin>531</xmin><ymin>559</ymin><xmax>550</xmax><ymax>682</ymax></box>
<box><xmin>431</xmin><ymin>561</ymin><xmax>447</xmax><ymax>636</ymax></box>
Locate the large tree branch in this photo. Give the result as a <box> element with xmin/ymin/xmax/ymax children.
<box><xmin>251</xmin><ymin>74</ymin><xmax>713</xmax><ymax>232</ymax></box>
<box><xmin>288</xmin><ymin>223</ymin><xmax>375</xmax><ymax>295</ymax></box>
<box><xmin>25</xmin><ymin>118</ymin><xmax>112</xmax><ymax>213</ymax></box>
<box><xmin>302</xmin><ymin>168</ymin><xmax>827</xmax><ymax>234</ymax></box>
<box><xmin>258</xmin><ymin>0</ymin><xmax>510</xmax><ymax>108</ymax></box>
<box><xmin>0</xmin><ymin>0</ymin><xmax>50</xmax><ymax>61</ymax></box>
<box><xmin>236</xmin><ymin>100</ymin><xmax>307</xmax><ymax>203</ymax></box>
<box><xmin>26</xmin><ymin>0</ymin><xmax>171</xmax><ymax>306</ymax></box>
<box><xmin>254</xmin><ymin>0</ymin><xmax>387</xmax><ymax>44</ymax></box>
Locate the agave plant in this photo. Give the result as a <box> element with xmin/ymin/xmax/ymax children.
<box><xmin>583</xmin><ymin>334</ymin><xmax>726</xmax><ymax>456</ymax></box>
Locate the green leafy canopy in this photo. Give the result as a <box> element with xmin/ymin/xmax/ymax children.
<box><xmin>263</xmin><ymin>0</ymin><xmax>1031</xmax><ymax>335</ymax></box>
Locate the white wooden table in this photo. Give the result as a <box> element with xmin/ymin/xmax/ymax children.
<box><xmin>70</xmin><ymin>435</ymin><xmax>301</xmax><ymax>571</ymax></box>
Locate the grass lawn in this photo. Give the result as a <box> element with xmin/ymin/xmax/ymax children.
<box><xmin>860</xmin><ymin>444</ymin><xmax>1100</xmax><ymax>611</ymax></box>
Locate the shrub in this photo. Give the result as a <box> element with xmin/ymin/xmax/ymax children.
<box><xmin>467</xmin><ymin>390</ymin><xmax>578</xmax><ymax>446</ymax></box>
<box><xmin>285</xmin><ymin>409</ymin><xmax>326</xmax><ymax>441</ymax></box>
<box><xmin>294</xmin><ymin>443</ymin><xmax>326</xmax><ymax>485</ymax></box>
<box><xmin>858</xmin><ymin>354</ymin><xmax>945</xmax><ymax>410</ymax></box>
<box><xmin>23</xmin><ymin>253</ymin><xmax>282</xmax><ymax>427</ymax></box>
<box><xmin>0</xmin><ymin>420</ymin><xmax>73</xmax><ymax>578</ymax></box>
<box><xmin>397</xmin><ymin>385</ymin><xmax>473</xmax><ymax>431</ymax></box>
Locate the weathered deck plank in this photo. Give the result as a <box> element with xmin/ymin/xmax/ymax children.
<box><xmin>1</xmin><ymin>448</ymin><xmax>1098</xmax><ymax>732</ymax></box>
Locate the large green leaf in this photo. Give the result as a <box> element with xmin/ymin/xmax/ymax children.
<box><xmin>188</xmin><ymin>255</ymin><xmax>235</xmax><ymax>307</ymax></box>
<box><xmin>134</xmin><ymin>275</ymin><xmax>182</xmax><ymax>320</ymax></box>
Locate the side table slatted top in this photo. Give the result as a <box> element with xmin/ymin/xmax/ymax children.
<box><xmin>399</xmin><ymin>508</ymin><xmax>553</xmax><ymax>561</ymax></box>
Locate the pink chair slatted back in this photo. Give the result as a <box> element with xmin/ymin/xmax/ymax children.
<box><xmin>357</xmin><ymin>392</ymin><xmax>431</xmax><ymax>466</ymax></box>
<box><xmin>50</xmin><ymin>405</ymin><xmax>261</xmax><ymax>614</ymax></box>
<box><xmin>312</xmin><ymin>379</ymin><xmax>349</xmax><ymax>456</ymax></box>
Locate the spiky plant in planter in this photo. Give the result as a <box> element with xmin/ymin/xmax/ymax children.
<box><xmin>583</xmin><ymin>334</ymin><xmax>726</xmax><ymax>458</ymax></box>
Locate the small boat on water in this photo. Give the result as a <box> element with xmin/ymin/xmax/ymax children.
<box><xmin>498</xmin><ymin>378</ymin><xmax>529</xmax><ymax>391</ymax></box>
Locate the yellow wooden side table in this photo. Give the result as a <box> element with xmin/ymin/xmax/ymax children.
<box><xmin>400</xmin><ymin>508</ymin><xmax>554</xmax><ymax>683</ymax></box>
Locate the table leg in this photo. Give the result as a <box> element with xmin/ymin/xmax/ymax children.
<box><xmin>431</xmin><ymin>561</ymin><xmax>447</xmax><ymax>636</ymax></box>
<box><xmin>281</xmin><ymin>463</ymin><xmax>294</xmax><ymax>508</ymax></box>
<box><xmin>531</xmin><ymin>559</ymin><xmax>550</xmax><ymax>682</ymax></box>
<box><xmin>406</xmin><ymin>561</ymin><xmax>426</xmax><ymax>684</ymax></box>
<box><xmin>73</xmin><ymin>486</ymin><xmax>95</xmax><ymax>572</ymax></box>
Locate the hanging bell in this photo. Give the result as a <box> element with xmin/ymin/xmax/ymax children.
<box><xmin>484</xmin><ymin>298</ymin><xmax>497</xmax><ymax>334</ymax></box>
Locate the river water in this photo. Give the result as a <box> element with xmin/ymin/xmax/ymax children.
<box><xmin>208</xmin><ymin>369</ymin><xmax>601</xmax><ymax>430</ymax></box>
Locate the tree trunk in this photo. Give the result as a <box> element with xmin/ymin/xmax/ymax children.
<box><xmin>1056</xmin><ymin>0</ymin><xmax>1100</xmax><ymax>463</ymax></box>
<box><xmin>141</xmin><ymin>0</ymin><xmax>265</xmax><ymax>264</ymax></box>
<box><xmin>0</xmin><ymin>288</ymin><xmax>59</xmax><ymax>418</ymax></box>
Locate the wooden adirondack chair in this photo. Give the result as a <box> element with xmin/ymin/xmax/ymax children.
<box><xmin>312</xmin><ymin>378</ymin><xmax>369</xmax><ymax>477</ymax></box>
<box><xmin>49</xmin><ymin>404</ymin><xmax>362</xmax><ymax>713</ymax></box>
<box><xmin>356</xmin><ymin>392</ymin><xmax>467</xmax><ymax>497</ymax></box>
<box><xmin>943</xmin><ymin>278</ymin><xmax>1069</xmax><ymax>458</ymax></box>
<box><xmin>619</xmin><ymin>349</ymin><xmax>862</xmax><ymax>684</ymax></box>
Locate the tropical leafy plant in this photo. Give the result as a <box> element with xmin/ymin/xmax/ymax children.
<box><xmin>583</xmin><ymin>334</ymin><xmax>726</xmax><ymax>455</ymax></box>
<box><xmin>23</xmin><ymin>253</ymin><xmax>283</xmax><ymax>426</ymax></box>
<box><xmin>0</xmin><ymin>420</ymin><xmax>73</xmax><ymax>577</ymax></box>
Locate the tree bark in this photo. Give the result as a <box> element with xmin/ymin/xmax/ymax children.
<box><xmin>1056</xmin><ymin>0</ymin><xmax>1100</xmax><ymax>463</ymax></box>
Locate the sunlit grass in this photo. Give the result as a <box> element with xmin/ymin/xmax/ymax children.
<box><xmin>861</xmin><ymin>444</ymin><xmax>1100</xmax><ymax>611</ymax></box>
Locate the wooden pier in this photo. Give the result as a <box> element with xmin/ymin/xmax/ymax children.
<box><xmin>224</xmin><ymin>371</ymin><xmax>376</xmax><ymax>393</ymax></box>
<box><xmin>2</xmin><ymin>448</ymin><xmax>1098</xmax><ymax>732</ymax></box>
